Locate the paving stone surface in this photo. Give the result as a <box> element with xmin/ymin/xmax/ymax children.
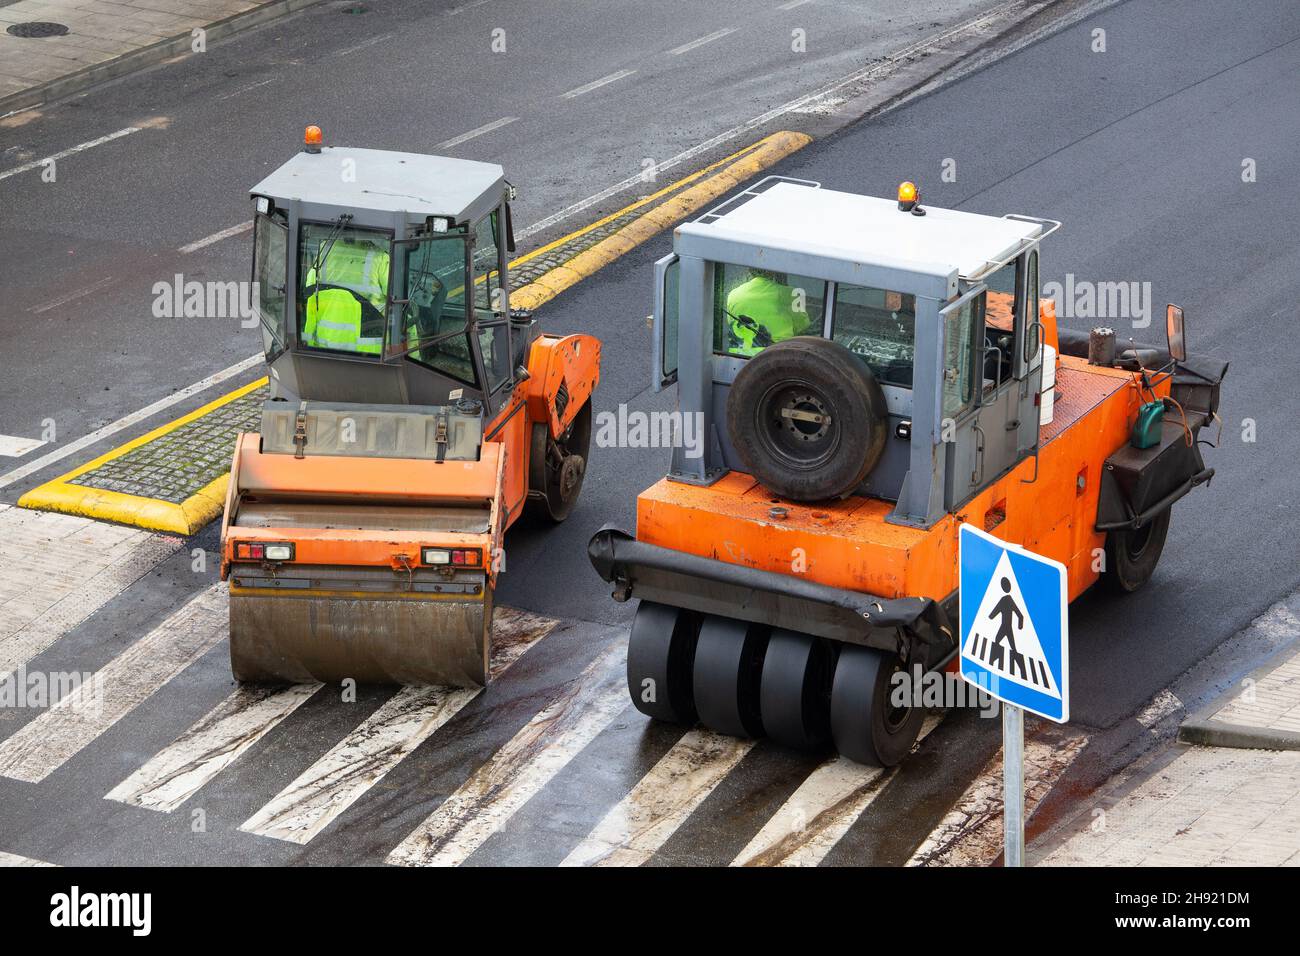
<box><xmin>67</xmin><ymin>388</ymin><xmax>265</xmax><ymax>503</ymax></box>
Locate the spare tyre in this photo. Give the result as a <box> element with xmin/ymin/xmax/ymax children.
<box><xmin>726</xmin><ymin>336</ymin><xmax>888</xmax><ymax>501</ymax></box>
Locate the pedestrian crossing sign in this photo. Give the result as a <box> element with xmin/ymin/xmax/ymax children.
<box><xmin>958</xmin><ymin>523</ymin><xmax>1069</xmax><ymax>723</ymax></box>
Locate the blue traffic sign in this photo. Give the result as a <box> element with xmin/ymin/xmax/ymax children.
<box><xmin>958</xmin><ymin>524</ymin><xmax>1069</xmax><ymax>723</ymax></box>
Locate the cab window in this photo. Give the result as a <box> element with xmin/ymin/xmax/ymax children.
<box><xmin>831</xmin><ymin>283</ymin><xmax>916</xmax><ymax>388</ymax></box>
<box><xmin>252</xmin><ymin>214</ymin><xmax>288</xmax><ymax>359</ymax></box>
<box><xmin>713</xmin><ymin>264</ymin><xmax>826</xmax><ymax>357</ymax></box>
<box><xmin>472</xmin><ymin>213</ymin><xmax>501</xmax><ymax>313</ymax></box>
<box><xmin>298</xmin><ymin>222</ymin><xmax>390</xmax><ymax>356</ymax></box>
<box><xmin>982</xmin><ymin>260</ymin><xmax>1018</xmax><ymax>388</ymax></box>
<box><xmin>398</xmin><ymin>235</ymin><xmax>475</xmax><ymax>384</ymax></box>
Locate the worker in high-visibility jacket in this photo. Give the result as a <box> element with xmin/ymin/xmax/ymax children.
<box><xmin>726</xmin><ymin>270</ymin><xmax>812</xmax><ymax>356</ymax></box>
<box><xmin>301</xmin><ymin>238</ymin><xmax>389</xmax><ymax>355</ymax></box>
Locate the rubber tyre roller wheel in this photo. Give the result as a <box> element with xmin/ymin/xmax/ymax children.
<box><xmin>830</xmin><ymin>645</ymin><xmax>923</xmax><ymax>767</ymax></box>
<box><xmin>692</xmin><ymin>617</ymin><xmax>769</xmax><ymax>738</ymax></box>
<box><xmin>1101</xmin><ymin>508</ymin><xmax>1171</xmax><ymax>593</ymax></box>
<box><xmin>726</xmin><ymin>336</ymin><xmax>888</xmax><ymax>502</ymax></box>
<box><xmin>527</xmin><ymin>401</ymin><xmax>592</xmax><ymax>523</ymax></box>
<box><xmin>627</xmin><ymin>601</ymin><xmax>700</xmax><ymax>724</ymax></box>
<box><xmin>759</xmin><ymin>629</ymin><xmax>834</xmax><ymax>751</ymax></box>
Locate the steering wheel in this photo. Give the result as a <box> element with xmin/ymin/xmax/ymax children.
<box><xmin>308</xmin><ymin>282</ymin><xmax>387</xmax><ymax>333</ymax></box>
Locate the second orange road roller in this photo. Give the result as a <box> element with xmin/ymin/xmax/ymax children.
<box><xmin>220</xmin><ymin>128</ymin><xmax>600</xmax><ymax>686</ymax></box>
<box><xmin>590</xmin><ymin>177</ymin><xmax>1226</xmax><ymax>766</ymax></box>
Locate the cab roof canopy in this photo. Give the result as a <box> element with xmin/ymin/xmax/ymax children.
<box><xmin>250</xmin><ymin>146</ymin><xmax>505</xmax><ymax>227</ymax></box>
<box><xmin>675</xmin><ymin>181</ymin><xmax>1047</xmax><ymax>299</ymax></box>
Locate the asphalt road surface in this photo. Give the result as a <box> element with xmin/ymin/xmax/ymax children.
<box><xmin>0</xmin><ymin>0</ymin><xmax>1009</xmax><ymax>449</ymax></box>
<box><xmin>2</xmin><ymin>0</ymin><xmax>1299</xmax><ymax>866</ymax></box>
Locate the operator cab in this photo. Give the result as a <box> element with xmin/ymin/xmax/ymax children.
<box><xmin>653</xmin><ymin>177</ymin><xmax>1058</xmax><ymax>529</ymax></box>
<box><xmin>247</xmin><ymin>127</ymin><xmax>534</xmax><ymax>419</ymax></box>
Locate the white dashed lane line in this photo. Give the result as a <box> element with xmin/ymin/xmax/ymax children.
<box><xmin>0</xmin><ymin>127</ymin><xmax>140</xmax><ymax>182</ymax></box>
<box><xmin>437</xmin><ymin>116</ymin><xmax>520</xmax><ymax>150</ymax></box>
<box><xmin>561</xmin><ymin>70</ymin><xmax>637</xmax><ymax>99</ymax></box>
<box><xmin>669</xmin><ymin>28</ymin><xmax>738</xmax><ymax>56</ymax></box>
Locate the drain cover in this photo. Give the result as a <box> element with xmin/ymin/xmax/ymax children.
<box><xmin>7</xmin><ymin>21</ymin><xmax>70</xmax><ymax>38</ymax></box>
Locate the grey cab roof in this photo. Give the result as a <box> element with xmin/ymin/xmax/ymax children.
<box><xmin>250</xmin><ymin>147</ymin><xmax>506</xmax><ymax>222</ymax></box>
<box><xmin>677</xmin><ymin>181</ymin><xmax>1046</xmax><ymax>282</ymax></box>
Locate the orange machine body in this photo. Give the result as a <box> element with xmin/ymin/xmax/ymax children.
<box><xmin>220</xmin><ymin>332</ymin><xmax>600</xmax><ymax>582</ymax></box>
<box><xmin>636</xmin><ymin>354</ymin><xmax>1160</xmax><ymax>607</ymax></box>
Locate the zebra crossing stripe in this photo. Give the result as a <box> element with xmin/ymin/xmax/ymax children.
<box><xmin>0</xmin><ymin>851</ymin><xmax>54</xmax><ymax>866</ymax></box>
<box><xmin>387</xmin><ymin>642</ymin><xmax>628</xmax><ymax>867</ymax></box>
<box><xmin>561</xmin><ymin>729</ymin><xmax>755</xmax><ymax>867</ymax></box>
<box><xmin>731</xmin><ymin>715</ymin><xmax>944</xmax><ymax>867</ymax></box>
<box><xmin>104</xmin><ymin>683</ymin><xmax>320</xmax><ymax>813</ymax></box>
<box><xmin>0</xmin><ymin>505</ymin><xmax>180</xmax><ymax>682</ymax></box>
<box><xmin>239</xmin><ymin>607</ymin><xmax>558</xmax><ymax>846</ymax></box>
<box><xmin>0</xmin><ymin>584</ymin><xmax>228</xmax><ymax>783</ymax></box>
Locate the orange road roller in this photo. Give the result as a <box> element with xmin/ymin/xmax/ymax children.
<box><xmin>220</xmin><ymin>129</ymin><xmax>600</xmax><ymax>686</ymax></box>
<box><xmin>590</xmin><ymin>178</ymin><xmax>1226</xmax><ymax>765</ymax></box>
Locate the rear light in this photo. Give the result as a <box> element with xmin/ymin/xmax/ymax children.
<box><xmin>234</xmin><ymin>542</ymin><xmax>293</xmax><ymax>562</ymax></box>
<box><xmin>422</xmin><ymin>548</ymin><xmax>481</xmax><ymax>567</ymax></box>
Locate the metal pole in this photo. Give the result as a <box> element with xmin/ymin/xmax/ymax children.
<box><xmin>1003</xmin><ymin>703</ymin><xmax>1025</xmax><ymax>867</ymax></box>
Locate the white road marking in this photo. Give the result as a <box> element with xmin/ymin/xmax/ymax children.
<box><xmin>777</xmin><ymin>0</ymin><xmax>813</xmax><ymax>9</ymax></box>
<box><xmin>908</xmin><ymin>730</ymin><xmax>1088</xmax><ymax>866</ymax></box>
<box><xmin>0</xmin><ymin>505</ymin><xmax>181</xmax><ymax>683</ymax></box>
<box><xmin>732</xmin><ymin>715</ymin><xmax>943</xmax><ymax>866</ymax></box>
<box><xmin>29</xmin><ymin>276</ymin><xmax>115</xmax><ymax>314</ymax></box>
<box><xmin>0</xmin><ymin>435</ymin><xmax>45</xmax><ymax>458</ymax></box>
<box><xmin>0</xmin><ymin>584</ymin><xmax>228</xmax><ymax>784</ymax></box>
<box><xmin>387</xmin><ymin>642</ymin><xmax>628</xmax><ymax>867</ymax></box>
<box><xmin>0</xmin><ymin>353</ymin><xmax>263</xmax><ymax>491</ymax></box>
<box><xmin>669</xmin><ymin>28</ymin><xmax>737</xmax><ymax>56</ymax></box>
<box><xmin>437</xmin><ymin>116</ymin><xmax>520</xmax><ymax>150</ymax></box>
<box><xmin>240</xmin><ymin>607</ymin><xmax>556</xmax><ymax>845</ymax></box>
<box><xmin>520</xmin><ymin>0</ymin><xmax>1025</xmax><ymax>239</ymax></box>
<box><xmin>0</xmin><ymin>851</ymin><xmax>54</xmax><ymax>866</ymax></box>
<box><xmin>561</xmin><ymin>69</ymin><xmax>637</xmax><ymax>99</ymax></box>
<box><xmin>0</xmin><ymin>127</ymin><xmax>140</xmax><ymax>182</ymax></box>
<box><xmin>178</xmin><ymin>220</ymin><xmax>253</xmax><ymax>254</ymax></box>
<box><xmin>105</xmin><ymin>683</ymin><xmax>320</xmax><ymax>813</ymax></box>
<box><xmin>335</xmin><ymin>33</ymin><xmax>396</xmax><ymax>56</ymax></box>
<box><xmin>562</xmin><ymin>728</ymin><xmax>754</xmax><ymax>867</ymax></box>
<box><xmin>790</xmin><ymin>93</ymin><xmax>846</xmax><ymax>116</ymax></box>
<box><xmin>215</xmin><ymin>79</ymin><xmax>275</xmax><ymax>102</ymax></box>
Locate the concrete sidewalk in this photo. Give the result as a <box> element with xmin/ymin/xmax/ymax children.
<box><xmin>1034</xmin><ymin>627</ymin><xmax>1300</xmax><ymax>867</ymax></box>
<box><xmin>0</xmin><ymin>0</ymin><xmax>321</xmax><ymax>114</ymax></box>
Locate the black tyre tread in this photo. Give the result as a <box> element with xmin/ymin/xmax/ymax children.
<box><xmin>759</xmin><ymin>629</ymin><xmax>833</xmax><ymax>751</ymax></box>
<box><xmin>1101</xmin><ymin>508</ymin><xmax>1171</xmax><ymax>593</ymax></box>
<box><xmin>693</xmin><ymin>617</ymin><xmax>768</xmax><ymax>738</ymax></box>
<box><xmin>830</xmin><ymin>645</ymin><xmax>923</xmax><ymax>767</ymax></box>
<box><xmin>627</xmin><ymin>602</ymin><xmax>699</xmax><ymax>724</ymax></box>
<box><xmin>726</xmin><ymin>336</ymin><xmax>887</xmax><ymax>502</ymax></box>
<box><xmin>526</xmin><ymin>402</ymin><xmax>592</xmax><ymax>523</ymax></box>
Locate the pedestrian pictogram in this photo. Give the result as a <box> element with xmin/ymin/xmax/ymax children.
<box><xmin>958</xmin><ymin>523</ymin><xmax>1069</xmax><ymax>723</ymax></box>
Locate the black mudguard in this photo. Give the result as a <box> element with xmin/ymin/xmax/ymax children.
<box><xmin>1096</xmin><ymin>357</ymin><xmax>1227</xmax><ymax>532</ymax></box>
<box><xmin>588</xmin><ymin>526</ymin><xmax>956</xmax><ymax>669</ymax></box>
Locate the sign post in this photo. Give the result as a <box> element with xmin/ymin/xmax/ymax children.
<box><xmin>1003</xmin><ymin>704</ymin><xmax>1024</xmax><ymax>867</ymax></box>
<box><xmin>957</xmin><ymin>524</ymin><xmax>1070</xmax><ymax>868</ymax></box>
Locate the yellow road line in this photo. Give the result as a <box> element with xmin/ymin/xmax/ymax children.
<box><xmin>511</xmin><ymin>131</ymin><xmax>811</xmax><ymax>309</ymax></box>
<box><xmin>18</xmin><ymin>130</ymin><xmax>813</xmax><ymax>534</ymax></box>
<box><xmin>17</xmin><ymin>378</ymin><xmax>266</xmax><ymax>534</ymax></box>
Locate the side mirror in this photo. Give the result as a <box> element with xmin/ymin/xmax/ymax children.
<box><xmin>1165</xmin><ymin>304</ymin><xmax>1187</xmax><ymax>363</ymax></box>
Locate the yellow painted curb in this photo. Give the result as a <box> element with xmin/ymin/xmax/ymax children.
<box><xmin>17</xmin><ymin>130</ymin><xmax>812</xmax><ymax>534</ymax></box>
<box><xmin>17</xmin><ymin>377</ymin><xmax>267</xmax><ymax>534</ymax></box>
<box><xmin>510</xmin><ymin>130</ymin><xmax>812</xmax><ymax>310</ymax></box>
